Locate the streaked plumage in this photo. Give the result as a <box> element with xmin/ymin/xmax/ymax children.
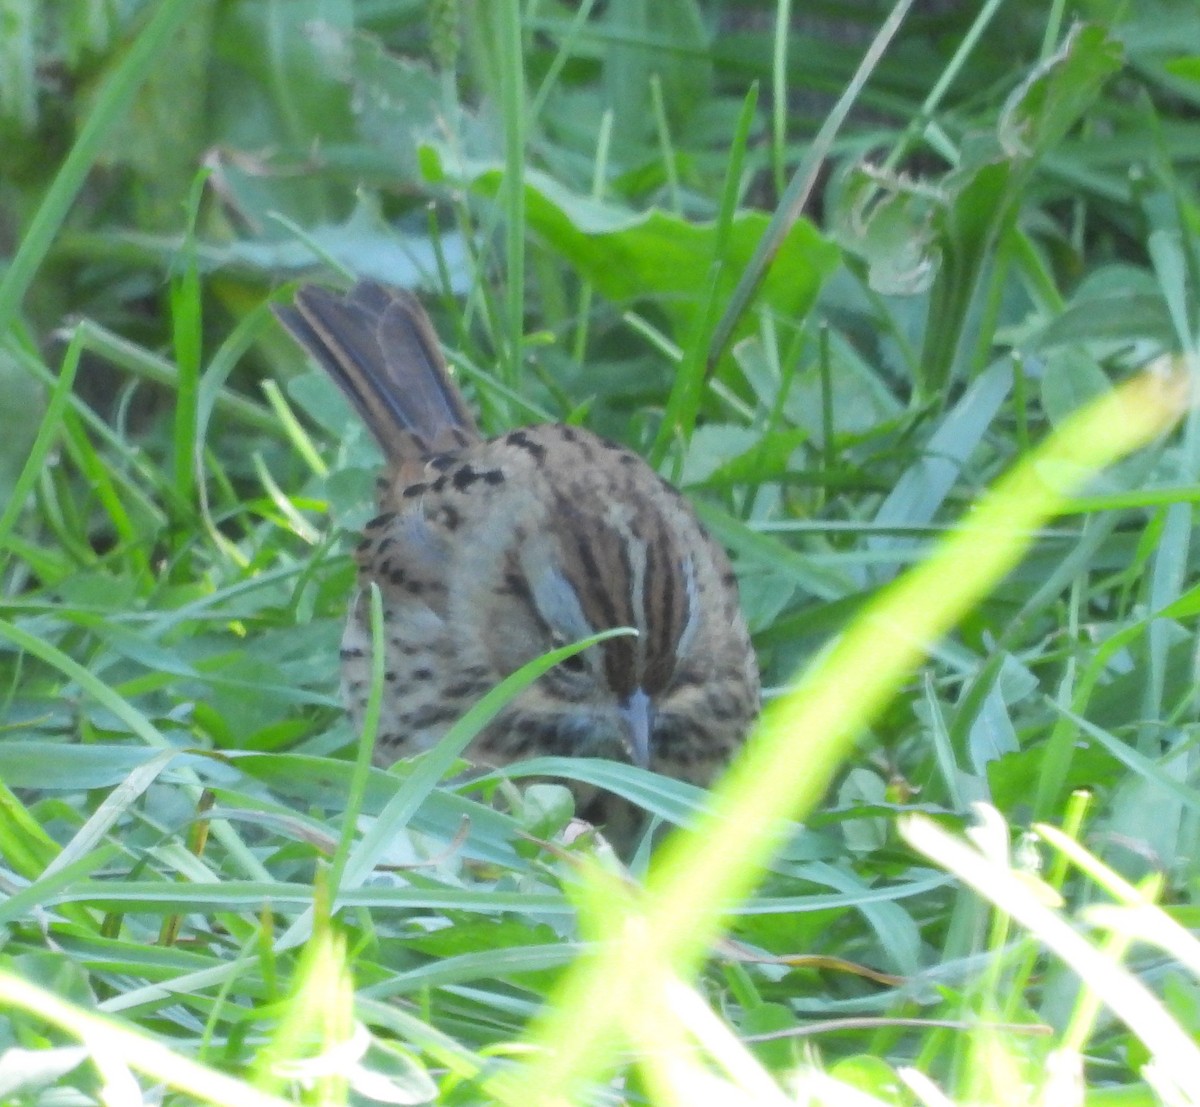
<box><xmin>275</xmin><ymin>281</ymin><xmax>759</xmax><ymax>843</ymax></box>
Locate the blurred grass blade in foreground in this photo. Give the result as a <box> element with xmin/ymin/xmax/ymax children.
<box><xmin>510</xmin><ymin>361</ymin><xmax>1191</xmax><ymax>1105</ymax></box>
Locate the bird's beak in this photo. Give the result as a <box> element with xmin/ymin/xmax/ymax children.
<box><xmin>620</xmin><ymin>688</ymin><xmax>654</xmax><ymax>769</ymax></box>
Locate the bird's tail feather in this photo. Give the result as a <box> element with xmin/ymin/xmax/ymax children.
<box><xmin>274</xmin><ymin>280</ymin><xmax>478</xmax><ymax>458</ymax></box>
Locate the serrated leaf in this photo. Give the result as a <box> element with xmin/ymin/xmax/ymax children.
<box><xmin>999</xmin><ymin>23</ymin><xmax>1124</xmax><ymax>161</ymax></box>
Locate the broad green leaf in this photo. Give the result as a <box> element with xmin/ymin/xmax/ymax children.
<box><xmin>423</xmin><ymin>147</ymin><xmax>840</xmax><ymax>357</ymax></box>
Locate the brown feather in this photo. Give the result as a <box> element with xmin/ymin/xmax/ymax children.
<box><xmin>273</xmin><ymin>281</ymin><xmax>478</xmax><ymax>462</ymax></box>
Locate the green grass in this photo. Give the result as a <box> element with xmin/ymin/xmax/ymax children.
<box><xmin>2</xmin><ymin>1</ymin><xmax>1200</xmax><ymax>1104</ymax></box>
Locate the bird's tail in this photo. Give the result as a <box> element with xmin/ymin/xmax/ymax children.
<box><xmin>274</xmin><ymin>280</ymin><xmax>478</xmax><ymax>459</ymax></box>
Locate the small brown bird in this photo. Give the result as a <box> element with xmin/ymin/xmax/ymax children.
<box><xmin>275</xmin><ymin>281</ymin><xmax>759</xmax><ymax>840</ymax></box>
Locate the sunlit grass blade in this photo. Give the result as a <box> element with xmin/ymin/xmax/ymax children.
<box><xmin>508</xmin><ymin>366</ymin><xmax>1189</xmax><ymax>1103</ymax></box>
<box><xmin>0</xmin><ymin>969</ymin><xmax>295</xmax><ymax>1107</ymax></box>
<box><xmin>0</xmin><ymin>618</ymin><xmax>271</xmax><ymax>882</ymax></box>
<box><xmin>337</xmin><ymin>626</ymin><xmax>637</xmax><ymax>894</ymax></box>
<box><xmin>901</xmin><ymin>812</ymin><xmax>1200</xmax><ymax>1104</ymax></box>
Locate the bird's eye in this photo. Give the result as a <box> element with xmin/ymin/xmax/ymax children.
<box><xmin>557</xmin><ymin>652</ymin><xmax>587</xmax><ymax>674</ymax></box>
